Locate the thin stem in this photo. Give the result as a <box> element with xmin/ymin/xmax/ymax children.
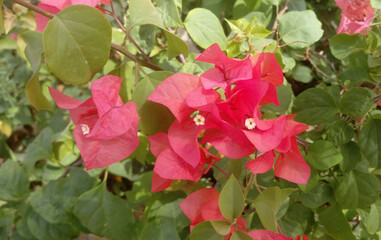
<box><xmin>103</xmin><ymin>169</ymin><xmax>109</xmax><ymax>183</ymax></box>
<box><xmin>111</xmin><ymin>43</ymin><xmax>163</xmax><ymax>71</ymax></box>
<box><xmin>135</xmin><ymin>62</ymin><xmax>139</xmax><ymax>86</ymax></box>
<box><xmin>252</xmin><ymin>174</ymin><xmax>262</xmax><ymax>194</ymax></box>
<box><xmin>9</xmin><ymin>0</ymin><xmax>54</xmax><ymax>19</ymax></box>
<box><xmin>213</xmin><ymin>164</ymin><xmax>229</xmax><ymax>178</ymax></box>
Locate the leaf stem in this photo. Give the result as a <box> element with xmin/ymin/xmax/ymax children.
<box><xmin>9</xmin><ymin>0</ymin><xmax>54</xmax><ymax>19</ymax></box>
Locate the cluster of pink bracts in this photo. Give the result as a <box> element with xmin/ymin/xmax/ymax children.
<box><xmin>148</xmin><ymin>44</ymin><xmax>310</xmax><ymax>192</ymax></box>
<box><xmin>335</xmin><ymin>0</ymin><xmax>375</xmax><ymax>35</ymax></box>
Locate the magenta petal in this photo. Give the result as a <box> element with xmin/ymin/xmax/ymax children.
<box><xmin>260</xmin><ymin>84</ymin><xmax>279</xmax><ymax>106</ymax></box>
<box><xmin>186</xmin><ymin>87</ymin><xmax>221</xmax><ymax>111</ymax></box>
<box><xmin>201</xmin><ymin>198</ymin><xmax>225</xmax><ymax>221</ymax></box>
<box><xmin>148</xmin><ymin>73</ymin><xmax>202</xmax><ymax>122</ymax></box>
<box><xmin>274</xmin><ymin>138</ymin><xmax>310</xmax><ymax>184</ymax></box>
<box><xmin>194</xmin><ymin>43</ymin><xmax>228</xmax><ymax>66</ymax></box>
<box><xmin>276</xmin><ymin>137</ymin><xmax>292</xmax><ymax>153</ymax></box>
<box><xmin>91</xmin><ymin>75</ymin><xmax>123</xmax><ymax>117</ymax></box>
<box><xmin>68</xmin><ymin>98</ymin><xmax>97</xmax><ymax>125</ymax></box>
<box><xmin>40</xmin><ymin>0</ymin><xmax>69</xmax><ymax>9</ymax></box>
<box><xmin>168</xmin><ymin>119</ymin><xmax>202</xmax><ymax>168</ymax></box>
<box><xmin>49</xmin><ymin>87</ymin><xmax>83</xmax><ymax>110</ymax></box>
<box><xmin>244</xmin><ymin>116</ymin><xmax>286</xmax><ymax>153</ymax></box>
<box><xmin>74</xmin><ymin>116</ymin><xmax>139</xmax><ymax>170</ymax></box>
<box><xmin>179</xmin><ymin>188</ymin><xmax>220</xmax><ymax>225</ymax></box>
<box><xmin>151</xmin><ymin>172</ymin><xmax>172</xmax><ymax>192</ymax></box>
<box><xmin>36</xmin><ymin>4</ymin><xmax>60</xmax><ymax>32</ymax></box>
<box><xmin>248</xmin><ymin>230</ymin><xmax>293</xmax><ymax>240</ymax></box>
<box><xmin>87</xmin><ymin>102</ymin><xmax>138</xmax><ymax>140</ymax></box>
<box><xmin>250</xmin><ymin>53</ymin><xmax>284</xmax><ymax>87</ymax></box>
<box><xmin>147</xmin><ymin>132</ymin><xmax>170</xmax><ymax>158</ymax></box>
<box><xmin>203</xmin><ymin>128</ymin><xmax>255</xmax><ymax>159</ymax></box>
<box><xmin>200</xmin><ymin>68</ymin><xmax>227</xmax><ymax>89</ymax></box>
<box><xmin>153</xmin><ymin>148</ymin><xmax>203</xmax><ymax>181</ymax></box>
<box><xmin>246</xmin><ymin>151</ymin><xmax>275</xmax><ymax>174</ymax></box>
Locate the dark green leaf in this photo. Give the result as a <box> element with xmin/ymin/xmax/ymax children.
<box><xmin>307</xmin><ymin>140</ymin><xmax>343</xmax><ymax>170</ymax></box>
<box><xmin>293</xmin><ymin>88</ymin><xmax>338</xmax><ymax>125</ymax></box>
<box><xmin>339</xmin><ymin>141</ymin><xmax>362</xmax><ymax>172</ymax></box>
<box><xmin>318</xmin><ymin>204</ymin><xmax>356</xmax><ymax>240</ymax></box>
<box><xmin>358</xmin><ymin>203</ymin><xmax>380</xmax><ymax>234</ymax></box>
<box><xmin>300</xmin><ymin>182</ymin><xmax>334</xmax><ymax>209</ymax></box>
<box><xmin>43</xmin><ymin>5</ymin><xmax>111</xmax><ymax>84</ymax></box>
<box><xmin>184</xmin><ymin>8</ymin><xmax>227</xmax><ymax>50</ymax></box>
<box><xmin>74</xmin><ymin>184</ymin><xmax>134</xmax><ymax>240</ymax></box>
<box><xmin>55</xmin><ymin>168</ymin><xmax>97</xmax><ymax>212</ymax></box>
<box><xmin>190</xmin><ymin>221</ymin><xmax>224</xmax><ymax>240</ymax></box>
<box><xmin>340</xmin><ymin>87</ymin><xmax>374</xmax><ymax>117</ymax></box>
<box><xmin>327</xmin><ymin>119</ymin><xmax>355</xmax><ymax>146</ymax></box>
<box><xmin>359</xmin><ymin>119</ymin><xmax>381</xmax><ymax>168</ymax></box>
<box><xmin>27</xmin><ymin>209</ymin><xmax>78</xmax><ymax>240</ymax></box>
<box><xmin>138</xmin><ymin>218</ymin><xmax>180</xmax><ymax>240</ymax></box>
<box><xmin>329</xmin><ymin>33</ymin><xmax>366</xmax><ymax>60</ymax></box>
<box><xmin>131</xmin><ymin>71</ymin><xmax>175</xmax><ymax>135</ymax></box>
<box><xmin>219</xmin><ymin>175</ymin><xmax>245</xmax><ymax>220</ymax></box>
<box><xmin>254</xmin><ymin>186</ymin><xmax>296</xmax><ymax>232</ymax></box>
<box><xmin>23</xmin><ymin>127</ymin><xmax>53</xmax><ymax>170</ymax></box>
<box><xmin>278</xmin><ymin>10</ymin><xmax>323</xmax><ymax>48</ymax></box>
<box><xmin>335</xmin><ymin>171</ymin><xmax>379</xmax><ymax>209</ymax></box>
<box><xmin>21</xmin><ymin>31</ymin><xmax>43</xmax><ymax>72</ymax></box>
<box><xmin>0</xmin><ymin>160</ymin><xmax>29</xmax><ymax>201</ymax></box>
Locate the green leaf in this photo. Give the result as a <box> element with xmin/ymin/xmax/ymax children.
<box><xmin>335</xmin><ymin>171</ymin><xmax>379</xmax><ymax>209</ymax></box>
<box><xmin>164</xmin><ymin>30</ymin><xmax>189</xmax><ymax>60</ymax></box>
<box><xmin>0</xmin><ymin>0</ymin><xmax>4</xmax><ymax>34</ymax></box>
<box><xmin>210</xmin><ymin>221</ymin><xmax>231</xmax><ymax>236</ymax></box>
<box><xmin>125</xmin><ymin>171</ymin><xmax>153</xmax><ymax>204</ymax></box>
<box><xmin>371</xmin><ymin>0</ymin><xmax>381</xmax><ymax>8</ymax></box>
<box><xmin>300</xmin><ymin>182</ymin><xmax>334</xmax><ymax>209</ymax></box>
<box><xmin>358</xmin><ymin>204</ymin><xmax>380</xmax><ymax>234</ymax></box>
<box><xmin>254</xmin><ymin>186</ymin><xmax>296</xmax><ymax>232</ymax></box>
<box><xmin>30</xmin><ymin>182</ymin><xmax>69</xmax><ymax>224</ymax></box>
<box><xmin>21</xmin><ymin>31</ymin><xmax>43</xmax><ymax>72</ymax></box>
<box><xmin>327</xmin><ymin>119</ymin><xmax>355</xmax><ymax>146</ymax></box>
<box><xmin>55</xmin><ymin>168</ymin><xmax>96</xmax><ymax>212</ymax></box>
<box><xmin>129</xmin><ymin>0</ymin><xmax>165</xmax><ymax>29</ymax></box>
<box><xmin>27</xmin><ymin>209</ymin><xmax>78</xmax><ymax>240</ymax></box>
<box><xmin>23</xmin><ymin>127</ymin><xmax>53</xmax><ymax>170</ymax></box>
<box><xmin>219</xmin><ymin>174</ymin><xmax>245</xmax><ymax>220</ymax></box>
<box><xmin>307</xmin><ymin>140</ymin><xmax>343</xmax><ymax>170</ymax></box>
<box><xmin>25</xmin><ymin>73</ymin><xmax>52</xmax><ymax>111</ymax></box>
<box><xmin>74</xmin><ymin>184</ymin><xmax>134</xmax><ymax>240</ymax></box>
<box><xmin>261</xmin><ymin>82</ymin><xmax>293</xmax><ymax>114</ymax></box>
<box><xmin>318</xmin><ymin>204</ymin><xmax>356</xmax><ymax>240</ymax></box>
<box><xmin>108</xmin><ymin>62</ymin><xmax>134</xmax><ymax>102</ymax></box>
<box><xmin>131</xmin><ymin>71</ymin><xmax>175</xmax><ymax>135</ymax></box>
<box><xmin>0</xmin><ymin>160</ymin><xmax>29</xmax><ymax>201</ymax></box>
<box><xmin>21</xmin><ymin>31</ymin><xmax>52</xmax><ymax>111</ymax></box>
<box><xmin>230</xmin><ymin>230</ymin><xmax>253</xmax><ymax>240</ymax></box>
<box><xmin>329</xmin><ymin>33</ymin><xmax>366</xmax><ymax>60</ymax></box>
<box><xmin>138</xmin><ymin>218</ymin><xmax>180</xmax><ymax>240</ymax></box>
<box><xmin>184</xmin><ymin>8</ymin><xmax>227</xmax><ymax>50</ymax></box>
<box><xmin>190</xmin><ymin>221</ymin><xmax>224</xmax><ymax>240</ymax></box>
<box><xmin>293</xmin><ymin>88</ymin><xmax>338</xmax><ymax>125</ymax></box>
<box><xmin>339</xmin><ymin>141</ymin><xmax>362</xmax><ymax>172</ymax></box>
<box><xmin>43</xmin><ymin>5</ymin><xmax>111</xmax><ymax>85</ymax></box>
<box><xmin>340</xmin><ymin>87</ymin><xmax>374</xmax><ymax>117</ymax></box>
<box><xmin>156</xmin><ymin>0</ymin><xmax>182</xmax><ymax>27</ymax></box>
<box><xmin>359</xmin><ymin>119</ymin><xmax>381</xmax><ymax>168</ymax></box>
<box><xmin>292</xmin><ymin>64</ymin><xmax>313</xmax><ymax>83</ymax></box>
<box><xmin>278</xmin><ymin>10</ymin><xmax>323</xmax><ymax>48</ymax></box>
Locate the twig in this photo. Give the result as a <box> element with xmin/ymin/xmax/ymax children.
<box><xmin>58</xmin><ymin>158</ymin><xmax>83</xmax><ymax>179</ymax></box>
<box><xmin>9</xmin><ymin>0</ymin><xmax>54</xmax><ymax>18</ymax></box>
<box><xmin>271</xmin><ymin>0</ymin><xmax>290</xmax><ymax>32</ymax></box>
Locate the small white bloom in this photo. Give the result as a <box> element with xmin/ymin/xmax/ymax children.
<box><xmin>81</xmin><ymin>124</ymin><xmax>90</xmax><ymax>135</ymax></box>
<box><xmin>193</xmin><ymin>114</ymin><xmax>205</xmax><ymax>126</ymax></box>
<box><xmin>245</xmin><ymin>118</ymin><xmax>256</xmax><ymax>130</ymax></box>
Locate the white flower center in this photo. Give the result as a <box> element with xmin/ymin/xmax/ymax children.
<box><xmin>81</xmin><ymin>124</ymin><xmax>90</xmax><ymax>135</ymax></box>
<box><xmin>245</xmin><ymin>118</ymin><xmax>256</xmax><ymax>130</ymax></box>
<box><xmin>193</xmin><ymin>114</ymin><xmax>205</xmax><ymax>126</ymax></box>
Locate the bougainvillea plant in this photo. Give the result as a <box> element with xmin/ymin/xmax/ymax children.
<box><xmin>0</xmin><ymin>0</ymin><xmax>381</xmax><ymax>239</ymax></box>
